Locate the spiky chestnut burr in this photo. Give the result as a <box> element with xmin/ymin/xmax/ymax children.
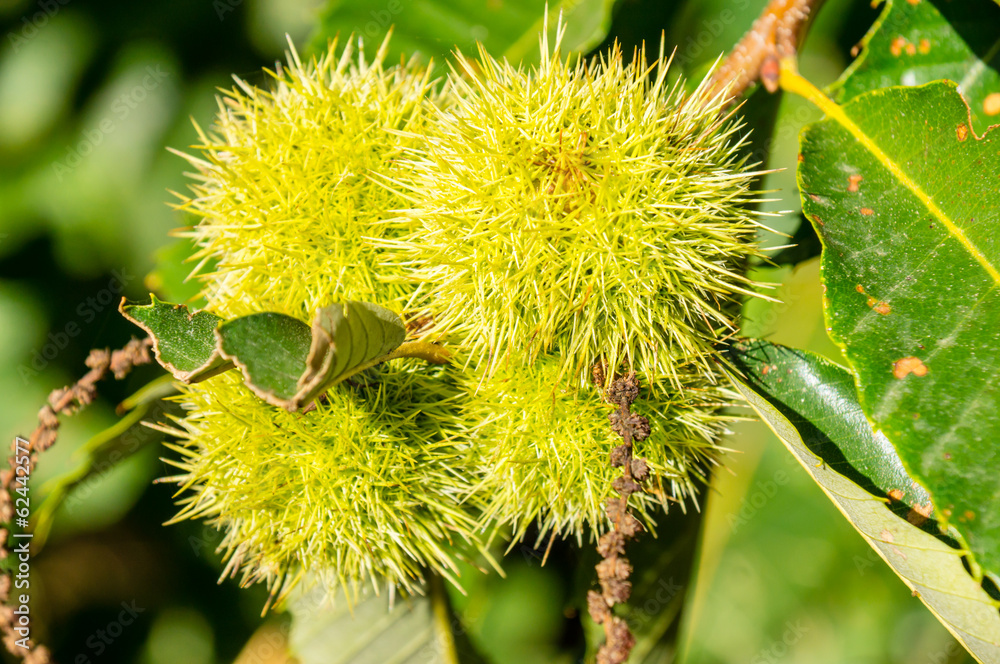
<box><xmin>384</xmin><ymin>25</ymin><xmax>768</xmax><ymax>389</ymax></box>
<box><xmin>161</xmin><ymin>24</ymin><xmax>765</xmax><ymax>606</ymax></box>
<box><xmin>165</xmin><ymin>37</ymin><xmax>496</xmax><ymax>603</ymax></box>
<box><xmin>460</xmin><ymin>354</ymin><xmax>727</xmax><ymax>544</ymax></box>
<box><xmin>173</xmin><ymin>35</ymin><xmax>445</xmax><ymax>321</ymax></box>
<box><xmin>167</xmin><ymin>361</ymin><xmax>492</xmax><ymax>603</ymax></box>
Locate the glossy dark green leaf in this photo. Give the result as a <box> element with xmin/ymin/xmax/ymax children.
<box><xmin>831</xmin><ymin>0</ymin><xmax>1000</xmax><ymax>134</ymax></box>
<box><xmin>725</xmin><ymin>340</ymin><xmax>933</xmax><ymax>512</ymax></box>
<box><xmin>798</xmin><ymin>79</ymin><xmax>1000</xmax><ymax>585</ymax></box>
<box><xmin>726</xmin><ymin>339</ymin><xmax>1000</xmax><ymax>663</ymax></box>
<box><xmin>310</xmin><ymin>0</ymin><xmax>616</xmax><ymax>65</ymax></box>
<box><xmin>119</xmin><ymin>294</ymin><xmax>231</xmax><ymax>382</ymax></box>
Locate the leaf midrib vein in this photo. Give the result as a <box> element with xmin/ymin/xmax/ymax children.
<box><xmin>786</xmin><ymin>69</ymin><xmax>1000</xmax><ymax>285</ymax></box>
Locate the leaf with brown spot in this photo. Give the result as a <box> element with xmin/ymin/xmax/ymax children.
<box><xmin>726</xmin><ymin>340</ymin><xmax>1000</xmax><ymax>663</ymax></box>
<box><xmin>892</xmin><ymin>356</ymin><xmax>929</xmax><ymax>379</ymax></box>
<box><xmin>985</xmin><ymin>92</ymin><xmax>1000</xmax><ymax>116</ymax></box>
<box><xmin>831</xmin><ymin>0</ymin><xmax>1000</xmax><ymax>134</ymax></box>
<box><xmin>798</xmin><ymin>80</ymin><xmax>1000</xmax><ymax>591</ymax></box>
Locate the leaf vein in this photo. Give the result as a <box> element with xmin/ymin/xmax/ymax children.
<box><xmin>781</xmin><ymin>66</ymin><xmax>1000</xmax><ymax>285</ymax></box>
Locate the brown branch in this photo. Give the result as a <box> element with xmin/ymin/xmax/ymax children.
<box><xmin>708</xmin><ymin>0</ymin><xmax>825</xmax><ymax>104</ymax></box>
<box><xmin>587</xmin><ymin>368</ymin><xmax>651</xmax><ymax>664</ymax></box>
<box><xmin>0</xmin><ymin>337</ymin><xmax>154</xmax><ymax>664</ymax></box>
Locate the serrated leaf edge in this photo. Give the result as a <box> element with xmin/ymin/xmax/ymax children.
<box><xmin>119</xmin><ymin>295</ymin><xmax>233</xmax><ymax>383</ymax></box>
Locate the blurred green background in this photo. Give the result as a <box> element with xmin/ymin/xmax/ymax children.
<box><xmin>0</xmin><ymin>0</ymin><xmax>975</xmax><ymax>662</ymax></box>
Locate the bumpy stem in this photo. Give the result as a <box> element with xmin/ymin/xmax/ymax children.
<box><xmin>708</xmin><ymin>0</ymin><xmax>825</xmax><ymax>104</ymax></box>
<box><xmin>588</xmin><ymin>369</ymin><xmax>652</xmax><ymax>664</ymax></box>
<box><xmin>1</xmin><ymin>337</ymin><xmax>154</xmax><ymax>664</ymax></box>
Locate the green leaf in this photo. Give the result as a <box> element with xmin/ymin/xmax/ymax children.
<box><xmin>725</xmin><ymin>339</ymin><xmax>1000</xmax><ymax>663</ymax></box>
<box><xmin>309</xmin><ymin>0</ymin><xmax>617</xmax><ymax>65</ymax></box>
<box><xmin>216</xmin><ymin>301</ymin><xmax>407</xmax><ymax>411</ymax></box>
<box><xmin>797</xmin><ymin>79</ymin><xmax>1000</xmax><ymax>585</ymax></box>
<box><xmin>123</xmin><ymin>296</ymin><xmax>413</xmax><ymax>411</ymax></box>
<box><xmin>831</xmin><ymin>0</ymin><xmax>1000</xmax><ymax>133</ymax></box>
<box><xmin>289</xmin><ymin>575</ymin><xmax>481</xmax><ymax>664</ymax></box>
<box><xmin>296</xmin><ymin>301</ymin><xmax>408</xmax><ymax>405</ymax></box>
<box><xmin>291</xmin><ymin>592</ymin><xmax>439</xmax><ymax>664</ymax></box>
<box><xmin>215</xmin><ymin>312</ymin><xmax>314</xmax><ymax>405</ymax></box>
<box><xmin>119</xmin><ymin>294</ymin><xmax>232</xmax><ymax>382</ymax></box>
<box><xmin>726</xmin><ymin>340</ymin><xmax>933</xmax><ymax>513</ymax></box>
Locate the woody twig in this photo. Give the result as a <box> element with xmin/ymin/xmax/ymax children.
<box><xmin>0</xmin><ymin>337</ymin><xmax>154</xmax><ymax>663</ymax></box>
<box><xmin>708</xmin><ymin>0</ymin><xmax>825</xmax><ymax>104</ymax></box>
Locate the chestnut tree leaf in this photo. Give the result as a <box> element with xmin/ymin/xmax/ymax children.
<box><xmin>797</xmin><ymin>79</ymin><xmax>1000</xmax><ymax>587</ymax></box>
<box><xmin>725</xmin><ymin>340</ymin><xmax>933</xmax><ymax>512</ymax></box>
<box><xmin>214</xmin><ymin>301</ymin><xmax>406</xmax><ymax>411</ymax></box>
<box><xmin>726</xmin><ymin>339</ymin><xmax>1000</xmax><ymax>664</ymax></box>
<box><xmin>831</xmin><ymin>0</ymin><xmax>1000</xmax><ymax>133</ymax></box>
<box><xmin>294</xmin><ymin>301</ymin><xmax>408</xmax><ymax>408</ymax></box>
<box><xmin>119</xmin><ymin>294</ymin><xmax>232</xmax><ymax>383</ymax></box>
<box><xmin>122</xmin><ymin>297</ymin><xmax>409</xmax><ymax>411</ymax></box>
<box><xmin>289</xmin><ymin>577</ymin><xmax>485</xmax><ymax>664</ymax></box>
<box><xmin>215</xmin><ymin>312</ymin><xmax>314</xmax><ymax>407</ymax></box>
